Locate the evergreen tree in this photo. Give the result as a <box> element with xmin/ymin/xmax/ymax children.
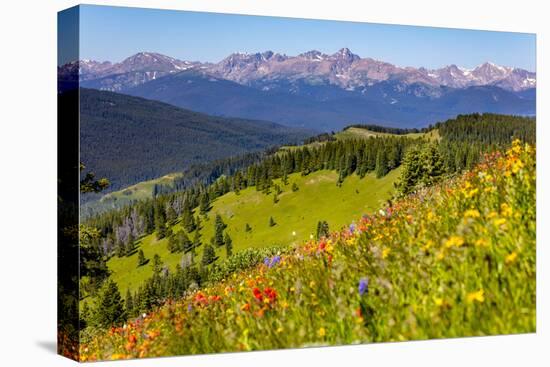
<box><xmin>125</xmin><ymin>232</ymin><xmax>136</xmax><ymax>256</ymax></box>
<box><xmin>180</xmin><ymin>231</ymin><xmax>193</xmax><ymax>253</ymax></box>
<box><xmin>192</xmin><ymin>230</ymin><xmax>202</xmax><ymax>251</ymax></box>
<box><xmin>375</xmin><ymin>149</ymin><xmax>389</xmax><ymax>178</ymax></box>
<box><xmin>316</xmin><ymin>220</ymin><xmax>330</xmax><ymax>240</ymax></box>
<box><xmin>292</xmin><ymin>182</ymin><xmax>299</xmax><ymax>192</ymax></box>
<box><xmin>224</xmin><ymin>232</ymin><xmax>233</xmax><ymax>257</ymax></box>
<box><xmin>182</xmin><ymin>206</ymin><xmax>196</xmax><ymax>233</ymax></box>
<box><xmin>213</xmin><ymin>215</ymin><xmax>226</xmax><ymax>247</ymax></box>
<box><xmin>199</xmin><ymin>193</ymin><xmax>210</xmax><ymax>215</ymax></box>
<box><xmin>125</xmin><ymin>288</ymin><xmax>134</xmax><ymax>317</ymax></box>
<box><xmin>137</xmin><ymin>249</ymin><xmax>147</xmax><ymax>267</ymax></box>
<box><xmin>166</xmin><ymin>205</ymin><xmax>177</xmax><ymax>224</ymax></box>
<box><xmin>269</xmin><ymin>216</ymin><xmax>276</xmax><ymax>227</ymax></box>
<box><xmin>167</xmin><ymin>233</ymin><xmax>179</xmax><ymax>253</ymax></box>
<box><xmin>201</xmin><ymin>244</ymin><xmax>217</xmax><ymax>266</ymax></box>
<box><xmin>245</xmin><ymin>223</ymin><xmax>252</xmax><ymax>232</ymax></box>
<box><xmin>116</xmin><ymin>241</ymin><xmax>126</xmax><ymax>258</ymax></box>
<box><xmin>152</xmin><ymin>254</ymin><xmax>163</xmax><ymax>276</ymax></box>
<box><xmin>93</xmin><ymin>280</ymin><xmax>126</xmax><ymax>328</ymax></box>
<box><xmin>154</xmin><ymin>203</ymin><xmax>167</xmax><ymax>239</ymax></box>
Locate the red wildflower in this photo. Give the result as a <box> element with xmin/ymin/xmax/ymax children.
<box><xmin>253</xmin><ymin>287</ymin><xmax>263</xmax><ymax>302</ymax></box>
<box><xmin>194</xmin><ymin>292</ymin><xmax>208</xmax><ymax>306</ymax></box>
<box><xmin>264</xmin><ymin>287</ymin><xmax>277</xmax><ymax>303</ymax></box>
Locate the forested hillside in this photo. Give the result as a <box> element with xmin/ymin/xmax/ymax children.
<box><xmin>77</xmin><ymin>88</ymin><xmax>310</xmax><ymax>191</ymax></box>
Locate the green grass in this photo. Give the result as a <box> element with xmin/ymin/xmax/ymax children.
<box><xmin>107</xmin><ymin>168</ymin><xmax>400</xmax><ymax>294</ymax></box>
<box><xmin>101</xmin><ymin>173</ymin><xmax>182</xmax><ymax>205</ymax></box>
<box><xmin>335</xmin><ymin>127</ymin><xmax>439</xmax><ymax>141</ymax></box>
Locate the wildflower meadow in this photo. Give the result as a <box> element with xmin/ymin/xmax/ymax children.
<box><xmin>78</xmin><ymin>140</ymin><xmax>535</xmax><ymax>361</ymax></box>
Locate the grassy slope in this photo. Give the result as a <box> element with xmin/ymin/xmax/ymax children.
<box><xmin>100</xmin><ymin>173</ymin><xmax>182</xmax><ymax>206</ymax></box>
<box><xmin>336</xmin><ymin>127</ymin><xmax>439</xmax><ymax>141</ymax></box>
<box><xmin>107</xmin><ymin>168</ymin><xmax>400</xmax><ymax>294</ymax></box>
<box><xmin>81</xmin><ymin>141</ymin><xmax>536</xmax><ymax>361</ymax></box>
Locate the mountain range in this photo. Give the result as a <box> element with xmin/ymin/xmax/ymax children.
<box><xmin>59</xmin><ymin>49</ymin><xmax>536</xmax><ymax>130</ymax></box>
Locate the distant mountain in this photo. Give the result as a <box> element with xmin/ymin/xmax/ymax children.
<box><xmin>64</xmin><ymin>49</ymin><xmax>537</xmax><ymax>93</ymax></box>
<box><xmin>62</xmin><ymin>49</ymin><xmax>536</xmax><ymax>130</ymax></box>
<box><xmin>121</xmin><ymin>69</ymin><xmax>534</xmax><ymax>131</ymax></box>
<box><xmin>75</xmin><ymin>88</ymin><xmax>310</xmax><ymax>191</ymax></box>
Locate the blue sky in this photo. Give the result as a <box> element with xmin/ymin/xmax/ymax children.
<box><xmin>61</xmin><ymin>4</ymin><xmax>536</xmax><ymax>71</ymax></box>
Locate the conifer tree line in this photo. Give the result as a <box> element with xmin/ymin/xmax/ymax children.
<box><xmin>395</xmin><ymin>113</ymin><xmax>535</xmax><ymax>196</ymax></box>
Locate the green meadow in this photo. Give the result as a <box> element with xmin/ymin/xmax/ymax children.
<box><xmin>107</xmin><ymin>168</ymin><xmax>400</xmax><ymax>294</ymax></box>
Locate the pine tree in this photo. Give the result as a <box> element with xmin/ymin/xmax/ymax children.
<box><xmin>224</xmin><ymin>232</ymin><xmax>233</xmax><ymax>257</ymax></box>
<box><xmin>93</xmin><ymin>280</ymin><xmax>126</xmax><ymax>328</ymax></box>
<box><xmin>375</xmin><ymin>149</ymin><xmax>389</xmax><ymax>178</ymax></box>
<box><xmin>125</xmin><ymin>288</ymin><xmax>134</xmax><ymax>317</ymax></box>
<box><xmin>180</xmin><ymin>231</ymin><xmax>193</xmax><ymax>253</ymax></box>
<box><xmin>199</xmin><ymin>193</ymin><xmax>210</xmax><ymax>215</ymax></box>
<box><xmin>213</xmin><ymin>214</ymin><xmax>225</xmax><ymax>247</ymax></box>
<box><xmin>316</xmin><ymin>220</ymin><xmax>330</xmax><ymax>240</ymax></box>
<box><xmin>167</xmin><ymin>233</ymin><xmax>179</xmax><ymax>253</ymax></box>
<box><xmin>192</xmin><ymin>230</ymin><xmax>202</xmax><ymax>251</ymax></box>
<box><xmin>152</xmin><ymin>254</ymin><xmax>163</xmax><ymax>276</ymax></box>
<box><xmin>125</xmin><ymin>232</ymin><xmax>135</xmax><ymax>256</ymax></box>
<box><xmin>154</xmin><ymin>203</ymin><xmax>167</xmax><ymax>239</ymax></box>
<box><xmin>182</xmin><ymin>206</ymin><xmax>196</xmax><ymax>233</ymax></box>
<box><xmin>245</xmin><ymin>223</ymin><xmax>252</xmax><ymax>232</ymax></box>
<box><xmin>166</xmin><ymin>205</ymin><xmax>177</xmax><ymax>224</ymax></box>
<box><xmin>292</xmin><ymin>182</ymin><xmax>299</xmax><ymax>192</ymax></box>
<box><xmin>116</xmin><ymin>241</ymin><xmax>126</xmax><ymax>258</ymax></box>
<box><xmin>269</xmin><ymin>216</ymin><xmax>276</xmax><ymax>227</ymax></box>
<box><xmin>137</xmin><ymin>249</ymin><xmax>147</xmax><ymax>267</ymax></box>
<box><xmin>201</xmin><ymin>244</ymin><xmax>217</xmax><ymax>266</ymax></box>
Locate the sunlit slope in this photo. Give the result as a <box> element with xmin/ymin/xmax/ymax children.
<box><xmin>107</xmin><ymin>168</ymin><xmax>400</xmax><ymax>293</ymax></box>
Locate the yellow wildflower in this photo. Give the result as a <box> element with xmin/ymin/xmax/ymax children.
<box><xmin>467</xmin><ymin>289</ymin><xmax>485</xmax><ymax>303</ymax></box>
<box><xmin>465</xmin><ymin>188</ymin><xmax>479</xmax><ymax>198</ymax></box>
<box><xmin>474</xmin><ymin>238</ymin><xmax>488</xmax><ymax>247</ymax></box>
<box><xmin>505</xmin><ymin>252</ymin><xmax>518</xmax><ymax>264</ymax></box>
<box><xmin>445</xmin><ymin>236</ymin><xmax>465</xmax><ymax>248</ymax></box>
<box><xmin>382</xmin><ymin>248</ymin><xmax>391</xmax><ymax>259</ymax></box>
<box><xmin>464</xmin><ymin>209</ymin><xmax>480</xmax><ymax>218</ymax></box>
<box><xmin>422</xmin><ymin>239</ymin><xmax>434</xmax><ymax>251</ymax></box>
<box><xmin>276</xmin><ymin>327</ymin><xmax>284</xmax><ymax>333</ymax></box>
<box><xmin>434</xmin><ymin>297</ymin><xmax>444</xmax><ymax>307</ymax></box>
<box><xmin>512</xmin><ymin>159</ymin><xmax>524</xmax><ymax>174</ymax></box>
<box><xmin>500</xmin><ymin>203</ymin><xmax>513</xmax><ymax>217</ymax></box>
<box><xmin>309</xmin><ymin>280</ymin><xmax>316</xmax><ymax>288</ymax></box>
<box><xmin>493</xmin><ymin>218</ymin><xmax>507</xmax><ymax>227</ymax></box>
<box><xmin>318</xmin><ymin>327</ymin><xmax>326</xmax><ymax>337</ymax></box>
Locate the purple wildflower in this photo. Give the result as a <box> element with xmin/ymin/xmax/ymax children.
<box><xmin>187</xmin><ymin>304</ymin><xmax>192</xmax><ymax>312</ymax></box>
<box><xmin>264</xmin><ymin>257</ymin><xmax>271</xmax><ymax>266</ymax></box>
<box><xmin>349</xmin><ymin>223</ymin><xmax>356</xmax><ymax>234</ymax></box>
<box><xmin>269</xmin><ymin>255</ymin><xmax>281</xmax><ymax>268</ymax></box>
<box><xmin>358</xmin><ymin>277</ymin><xmax>369</xmax><ymax>296</ymax></box>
